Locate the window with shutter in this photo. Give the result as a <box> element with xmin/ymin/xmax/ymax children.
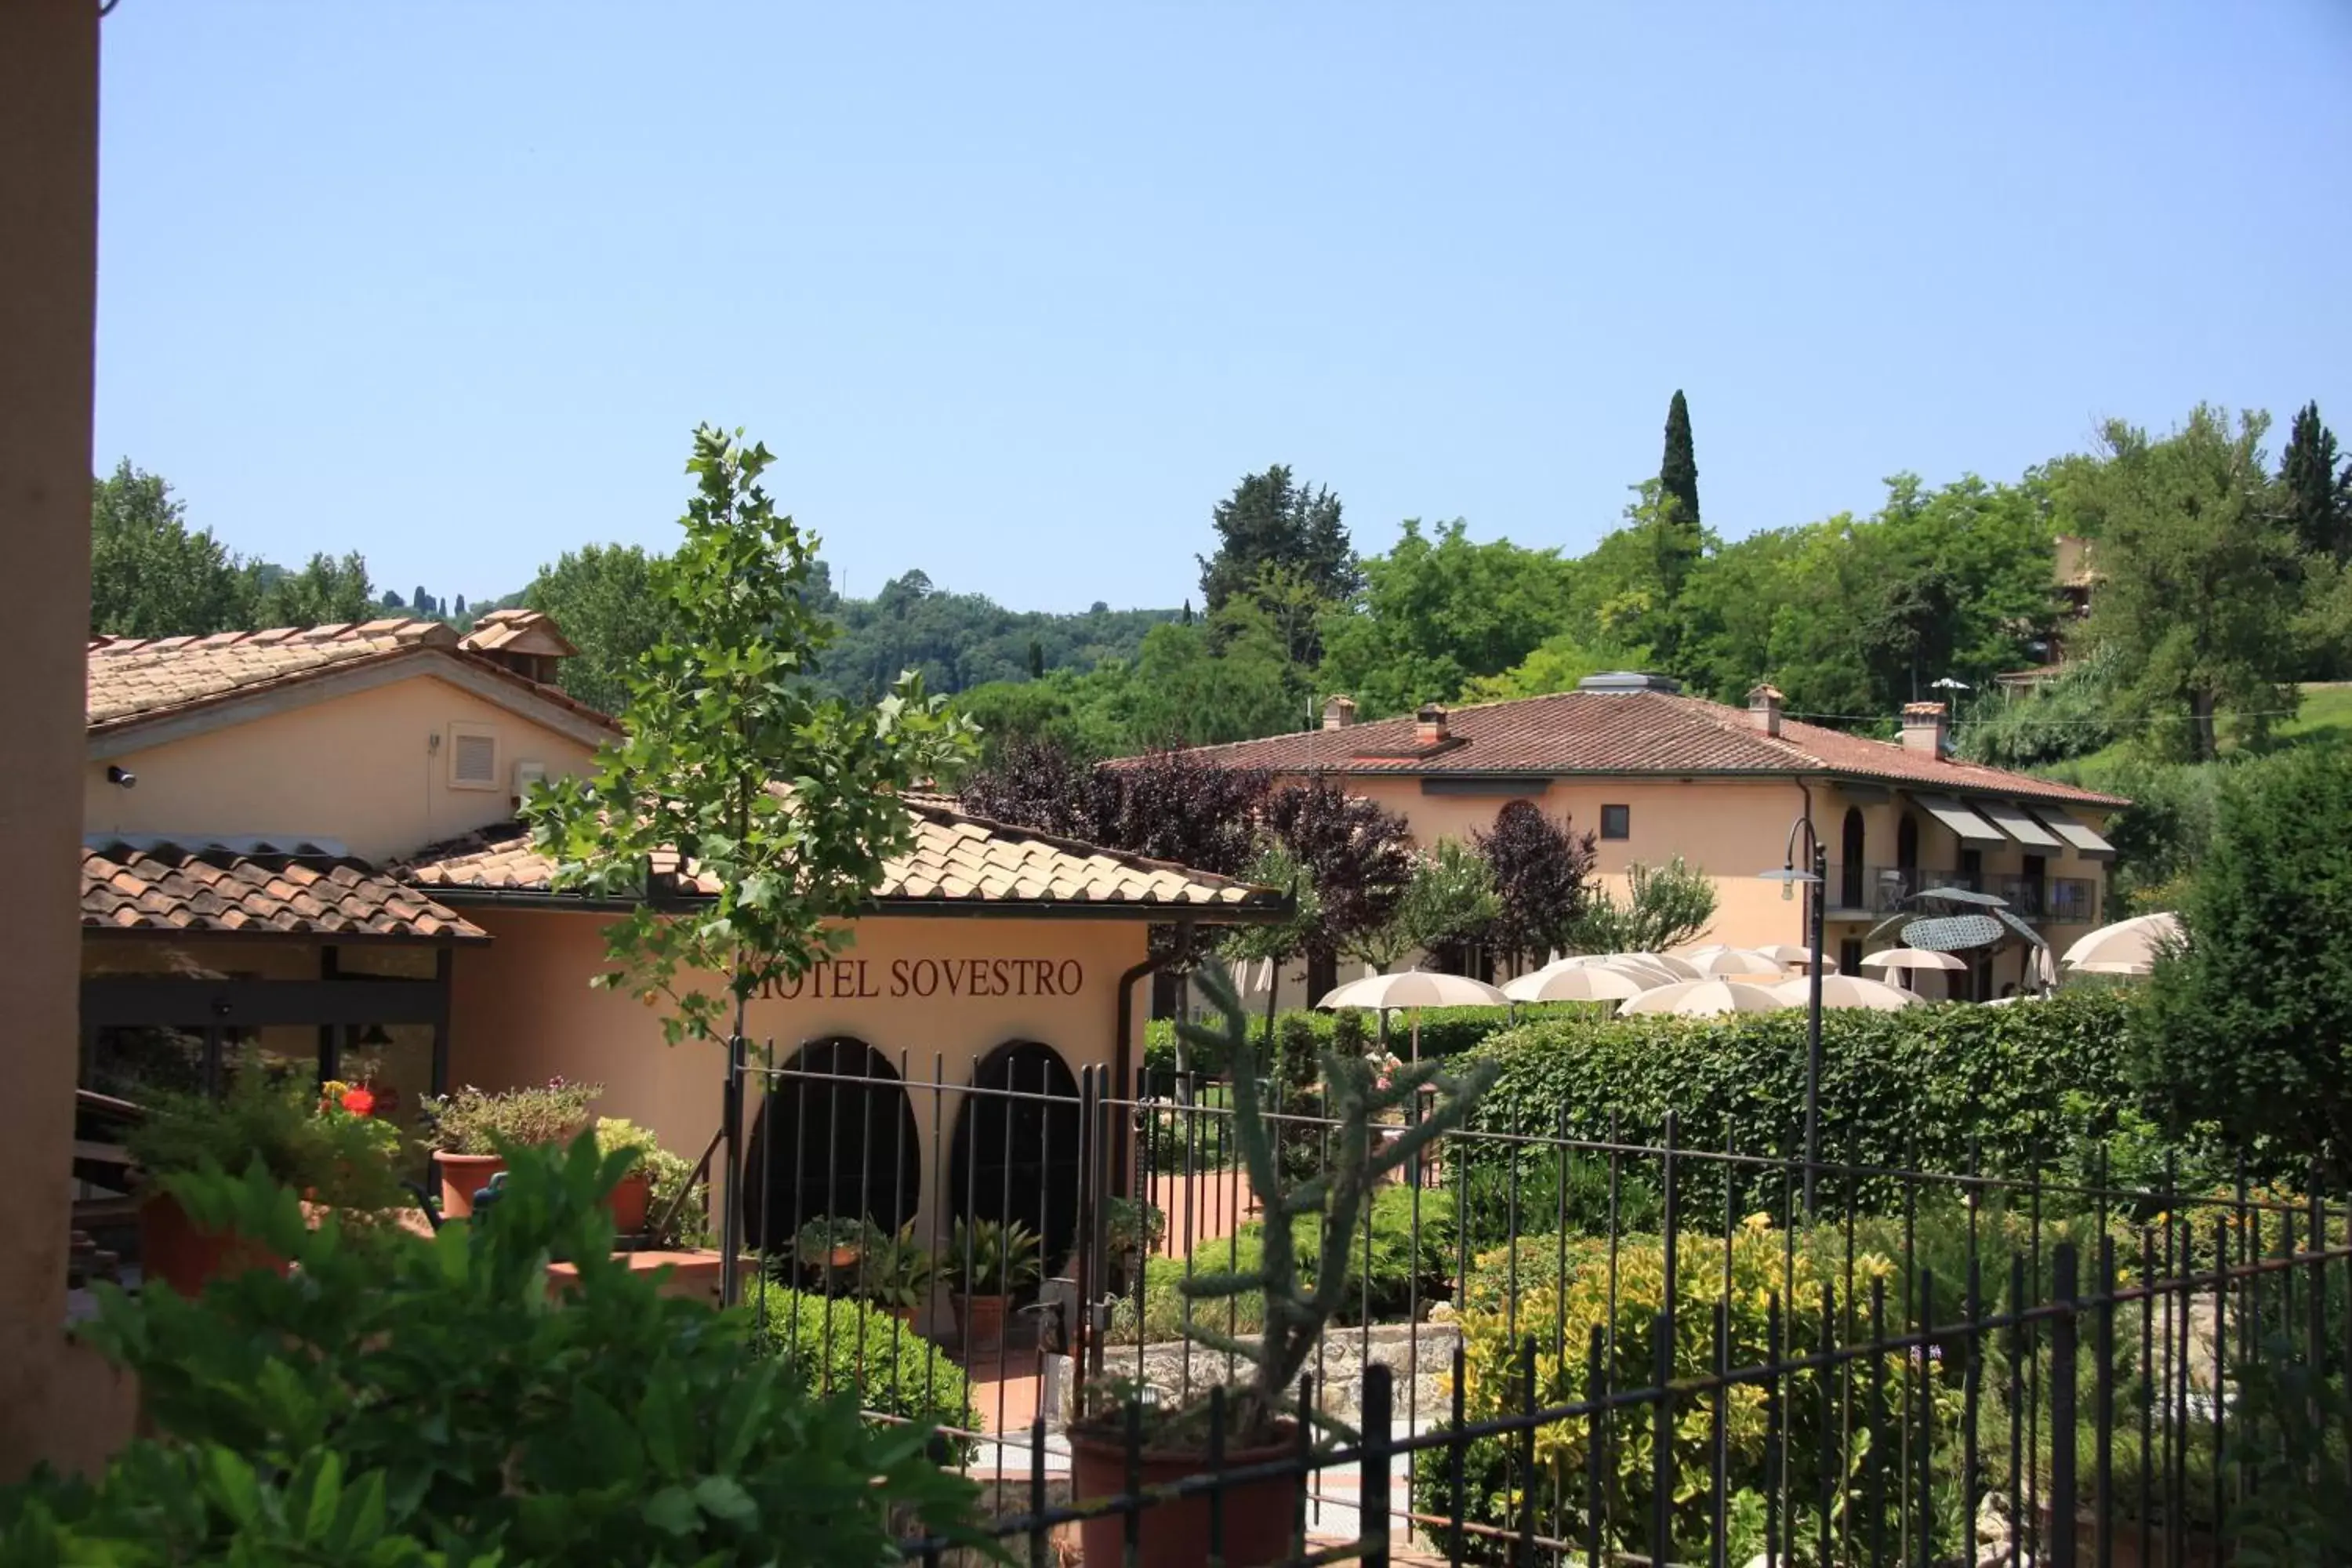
<box><xmin>448</xmin><ymin>724</ymin><xmax>499</xmax><ymax>790</ymax></box>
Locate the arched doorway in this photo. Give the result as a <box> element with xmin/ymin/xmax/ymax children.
<box><xmin>743</xmin><ymin>1036</ymin><xmax>921</xmax><ymax>1252</ymax></box>
<box><xmin>1840</xmin><ymin>808</ymin><xmax>1866</xmax><ymax>909</ymax></box>
<box><xmin>947</xmin><ymin>1041</ymin><xmax>1082</xmax><ymax>1272</ymax></box>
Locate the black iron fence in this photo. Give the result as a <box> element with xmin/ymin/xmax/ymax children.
<box><xmin>730</xmin><ymin>1047</ymin><xmax>2352</xmax><ymax>1565</ymax></box>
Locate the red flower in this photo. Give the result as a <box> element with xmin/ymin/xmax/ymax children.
<box><xmin>339</xmin><ymin>1087</ymin><xmax>378</xmax><ymax>1117</ymax></box>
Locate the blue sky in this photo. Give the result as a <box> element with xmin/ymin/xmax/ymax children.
<box><xmin>96</xmin><ymin>3</ymin><xmax>2352</xmax><ymax>613</ymax></box>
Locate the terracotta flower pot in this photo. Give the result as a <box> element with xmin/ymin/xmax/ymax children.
<box><xmin>604</xmin><ymin>1168</ymin><xmax>652</xmax><ymax>1236</ymax></box>
<box><xmin>1068</xmin><ymin>1421</ymin><xmax>1303</xmax><ymax>1568</ymax></box>
<box><xmin>955</xmin><ymin>1292</ymin><xmax>1011</xmax><ymax>1353</ymax></box>
<box><xmin>433</xmin><ymin>1150</ymin><xmax>506</xmax><ymax>1218</ymax></box>
<box><xmin>138</xmin><ymin>1191</ymin><xmax>287</xmax><ymax>1297</ymax></box>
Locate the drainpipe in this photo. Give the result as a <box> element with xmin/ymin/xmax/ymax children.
<box><xmin>1079</xmin><ymin>919</ymin><xmax>1194</xmax><ymax>1384</ymax></box>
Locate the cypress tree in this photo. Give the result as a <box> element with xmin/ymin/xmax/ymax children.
<box><xmin>2281</xmin><ymin>401</ymin><xmax>2352</xmax><ymax>564</ymax></box>
<box><xmin>1660</xmin><ymin>389</ymin><xmax>1700</xmax><ymax>530</ymax></box>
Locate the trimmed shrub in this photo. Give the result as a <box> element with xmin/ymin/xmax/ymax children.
<box><xmin>1108</xmin><ymin>1185</ymin><xmax>1455</xmax><ymax>1342</ymax></box>
<box><xmin>1141</xmin><ymin>1004</ymin><xmax>1569</xmax><ymax>1081</ymax></box>
<box><xmin>1417</xmin><ymin>1218</ymin><xmax>1938</xmax><ymax>1564</ymax></box>
<box><xmin>746</xmin><ymin>1283</ymin><xmax>979</xmax><ymax>1452</ymax></box>
<box><xmin>1461</xmin><ymin>988</ymin><xmax>2154</xmax><ymax>1210</ymax></box>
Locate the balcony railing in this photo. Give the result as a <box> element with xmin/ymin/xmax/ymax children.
<box><xmin>1824</xmin><ymin>863</ymin><xmax>1979</xmax><ymax>915</ymax></box>
<box><xmin>1822</xmin><ymin>864</ymin><xmax>2097</xmax><ymax>924</ymax></box>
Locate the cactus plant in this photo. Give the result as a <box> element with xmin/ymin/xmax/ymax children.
<box><xmin>1097</xmin><ymin>959</ymin><xmax>1497</xmax><ymax>1448</ymax></box>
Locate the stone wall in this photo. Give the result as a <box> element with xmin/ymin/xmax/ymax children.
<box><xmin>1104</xmin><ymin>1323</ymin><xmax>1460</xmax><ymax>1425</ymax></box>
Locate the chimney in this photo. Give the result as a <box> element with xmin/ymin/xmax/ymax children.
<box><xmin>1901</xmin><ymin>701</ymin><xmax>1949</xmax><ymax>757</ymax></box>
<box><xmin>1414</xmin><ymin>703</ymin><xmax>1449</xmax><ymax>748</ymax></box>
<box><xmin>1748</xmin><ymin>683</ymin><xmax>1784</xmax><ymax>739</ymax></box>
<box><xmin>1323</xmin><ymin>694</ymin><xmax>1357</xmax><ymax>731</ymax></box>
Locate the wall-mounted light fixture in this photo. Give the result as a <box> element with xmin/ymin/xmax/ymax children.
<box><xmin>105</xmin><ymin>764</ymin><xmax>136</xmax><ymax>789</ymax></box>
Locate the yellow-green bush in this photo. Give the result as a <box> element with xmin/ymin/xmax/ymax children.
<box><xmin>1418</xmin><ymin>1216</ymin><xmax>1951</xmax><ymax>1564</ymax></box>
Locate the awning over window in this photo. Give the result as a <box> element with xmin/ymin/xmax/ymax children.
<box><xmin>1973</xmin><ymin>799</ymin><xmax>2064</xmax><ymax>851</ymax></box>
<box><xmin>2031</xmin><ymin>805</ymin><xmax>2117</xmax><ymax>861</ymax></box>
<box><xmin>1911</xmin><ymin>793</ymin><xmax>2006</xmax><ymax>848</ymax></box>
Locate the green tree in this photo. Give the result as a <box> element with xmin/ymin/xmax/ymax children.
<box><xmin>1570</xmin><ymin>856</ymin><xmax>1718</xmax><ymax>953</ymax></box>
<box><xmin>2281</xmin><ymin>400</ymin><xmax>2351</xmax><ymax>565</ymax></box>
<box><xmin>527</xmin><ymin>425</ymin><xmax>978</xmax><ymax>1051</ymax></box>
<box><xmin>1566</xmin><ymin>481</ymin><xmax>1704</xmax><ymax>673</ymax></box>
<box><xmin>2136</xmin><ymin>745</ymin><xmax>2352</xmax><ymax>1178</ymax></box>
<box><xmin>1122</xmin><ymin>614</ymin><xmax>1301</xmax><ymax>747</ymax></box>
<box><xmin>2074</xmin><ymin>407</ymin><xmax>2301</xmax><ymax>760</ymax></box>
<box><xmin>1457</xmin><ymin>631</ymin><xmax>1628</xmax><ymax>704</ymax></box>
<box><xmin>250</xmin><ymin>551</ymin><xmax>375</xmax><ymax>627</ymax></box>
<box><xmin>523</xmin><ymin>543</ymin><xmax>676</xmax><ymax>715</ymax></box>
<box><xmin>1315</xmin><ymin>519</ymin><xmax>1580</xmax><ymax>716</ymax></box>
<box><xmin>1196</xmin><ymin>465</ymin><xmax>1359</xmax><ymax>644</ymax></box>
<box><xmin>1354</xmin><ymin>838</ymin><xmax>1501</xmax><ymax>971</ymax></box>
<box><xmin>1659</xmin><ymin>387</ymin><xmax>1700</xmax><ymax>532</ymax></box>
<box><xmin>89</xmin><ymin>460</ymin><xmax>255</xmax><ymax>637</ymax></box>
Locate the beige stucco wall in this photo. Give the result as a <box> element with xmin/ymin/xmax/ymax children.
<box><xmin>1</xmin><ymin>0</ymin><xmax>137</xmax><ymax>1479</ymax></box>
<box><xmin>449</xmin><ymin>907</ymin><xmax>1152</xmax><ymax>1264</ymax></box>
<box><xmin>1236</xmin><ymin>768</ymin><xmax>2113</xmax><ymax>1011</ymax></box>
<box><xmin>85</xmin><ymin>673</ymin><xmax>604</xmax><ymax>862</ymax></box>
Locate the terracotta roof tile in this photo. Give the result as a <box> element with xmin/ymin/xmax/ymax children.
<box><xmin>86</xmin><ymin>617</ymin><xmax>619</xmax><ymax>737</ymax></box>
<box><xmin>1144</xmin><ymin>688</ymin><xmax>2126</xmax><ymax>808</ymax></box>
<box><xmin>82</xmin><ymin>841</ymin><xmax>489</xmax><ymax>943</ymax></box>
<box><xmin>397</xmin><ymin>798</ymin><xmax>1280</xmax><ymax>916</ymax></box>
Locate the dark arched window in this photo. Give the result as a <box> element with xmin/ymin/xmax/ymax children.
<box><xmin>742</xmin><ymin>1036</ymin><xmax>920</xmax><ymax>1251</ymax></box>
<box><xmin>1840</xmin><ymin>808</ymin><xmax>1866</xmax><ymax>909</ymax></box>
<box><xmin>948</xmin><ymin>1041</ymin><xmax>1082</xmax><ymax>1273</ymax></box>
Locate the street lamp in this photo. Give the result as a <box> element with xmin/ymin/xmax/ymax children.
<box><xmin>1758</xmin><ymin>818</ymin><xmax>1828</xmax><ymax>1215</ymax></box>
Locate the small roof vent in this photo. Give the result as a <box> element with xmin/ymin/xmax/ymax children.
<box><xmin>1575</xmin><ymin>670</ymin><xmax>1683</xmax><ymax>695</ymax></box>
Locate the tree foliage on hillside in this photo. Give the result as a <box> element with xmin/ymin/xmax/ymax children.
<box><xmin>2136</xmin><ymin>744</ymin><xmax>2352</xmax><ymax>1178</ymax></box>
<box><xmin>89</xmin><ymin>461</ymin><xmax>376</xmax><ymax>637</ymax></box>
<box><xmin>2072</xmin><ymin>407</ymin><xmax>2301</xmax><ymax>760</ymax></box>
<box><xmin>522</xmin><ymin>543</ymin><xmax>676</xmax><ymax>715</ymax></box>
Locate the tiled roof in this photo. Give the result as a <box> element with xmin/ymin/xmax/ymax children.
<box><xmin>397</xmin><ymin>799</ymin><xmax>1281</xmax><ymax>916</ymax></box>
<box><xmin>86</xmin><ymin>619</ymin><xmax>617</xmax><ymax>735</ymax></box>
<box><xmin>83</xmin><ymin>839</ymin><xmax>488</xmax><ymax>942</ymax></box>
<box><xmin>459</xmin><ymin>608</ymin><xmax>579</xmax><ymax>658</ymax></box>
<box><xmin>1148</xmin><ymin>690</ymin><xmax>2126</xmax><ymax>808</ymax></box>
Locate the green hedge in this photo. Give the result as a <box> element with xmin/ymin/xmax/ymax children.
<box><xmin>1141</xmin><ymin>1004</ymin><xmax>1571</xmax><ymax>1082</ymax></box>
<box><xmin>1106</xmin><ymin>1185</ymin><xmax>1454</xmax><ymax>1342</ymax></box>
<box><xmin>1461</xmin><ymin>988</ymin><xmax>2156</xmax><ymax>1203</ymax></box>
<box><xmin>745</xmin><ymin>1283</ymin><xmax>978</xmax><ymax>1454</ymax></box>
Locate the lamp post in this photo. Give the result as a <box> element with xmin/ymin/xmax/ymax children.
<box><xmin>1758</xmin><ymin>820</ymin><xmax>1828</xmax><ymax>1215</ymax></box>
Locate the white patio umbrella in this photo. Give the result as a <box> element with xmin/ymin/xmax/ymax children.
<box><xmin>1502</xmin><ymin>964</ymin><xmax>1655</xmax><ymax>1004</ymax></box>
<box><xmin>1318</xmin><ymin>970</ymin><xmax>1508</xmax><ymax>1062</ymax></box>
<box><xmin>2060</xmin><ymin>912</ymin><xmax>2184</xmax><ymax>976</ymax></box>
<box><xmin>1671</xmin><ymin>945</ymin><xmax>1787</xmax><ymax>978</ymax></box>
<box><xmin>1543</xmin><ymin>953</ymin><xmax>1682</xmax><ymax>983</ymax></box>
<box><xmin>1858</xmin><ymin>949</ymin><xmax>1969</xmax><ymax>977</ymax></box>
<box><xmin>1617</xmin><ymin>979</ymin><xmax>1791</xmax><ymax>1018</ymax></box>
<box><xmin>1769</xmin><ymin>975</ymin><xmax>1920</xmax><ymax>1011</ymax></box>
<box><xmin>1755</xmin><ymin>943</ymin><xmax>1838</xmax><ymax>972</ymax></box>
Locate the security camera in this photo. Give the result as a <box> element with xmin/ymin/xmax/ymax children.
<box><xmin>106</xmin><ymin>764</ymin><xmax>136</xmax><ymax>789</ymax></box>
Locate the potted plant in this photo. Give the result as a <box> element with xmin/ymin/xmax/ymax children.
<box><xmin>423</xmin><ymin>1077</ymin><xmax>600</xmax><ymax>1218</ymax></box>
<box><xmin>1103</xmin><ymin>1195</ymin><xmax>1166</xmax><ymax>1294</ymax></box>
<box><xmin>1066</xmin><ymin>960</ymin><xmax>1495</xmax><ymax>1568</ymax></box>
<box><xmin>129</xmin><ymin>1066</ymin><xmax>408</xmax><ymax>1295</ymax></box>
<box><xmin>590</xmin><ymin>1117</ymin><xmax>660</xmax><ymax>1236</ymax></box>
<box><xmin>943</xmin><ymin>1217</ymin><xmax>1041</xmax><ymax>1354</ymax></box>
<box><xmin>795</xmin><ymin>1215</ymin><xmax>882</xmax><ymax>1294</ymax></box>
<box><xmin>857</xmin><ymin>1221</ymin><xmax>938</xmax><ymax>1327</ymax></box>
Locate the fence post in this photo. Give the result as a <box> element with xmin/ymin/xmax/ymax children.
<box><xmin>2049</xmin><ymin>1241</ymin><xmax>2079</xmax><ymax>1568</ymax></box>
<box><xmin>1073</xmin><ymin>1063</ymin><xmax>1099</xmax><ymax>1391</ymax></box>
<box><xmin>1360</xmin><ymin>1362</ymin><xmax>1393</xmax><ymax>1568</ymax></box>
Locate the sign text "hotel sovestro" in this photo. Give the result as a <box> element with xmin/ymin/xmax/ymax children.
<box><xmin>756</xmin><ymin>957</ymin><xmax>1086</xmax><ymax>1002</ymax></box>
